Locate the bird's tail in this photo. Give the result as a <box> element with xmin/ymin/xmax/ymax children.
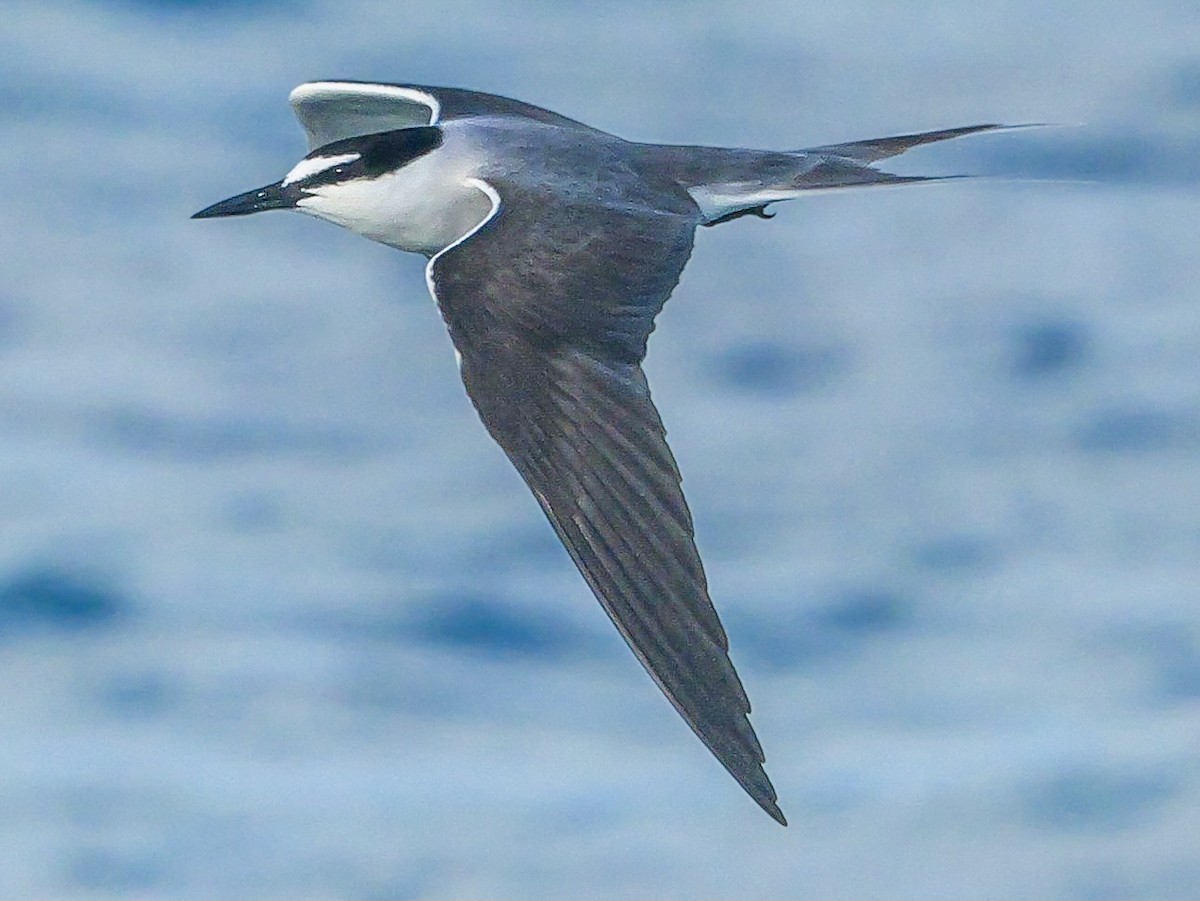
<box><xmin>802</xmin><ymin>122</ymin><xmax>1008</xmax><ymax>163</ymax></box>
<box><xmin>652</xmin><ymin>123</ymin><xmax>1025</xmax><ymax>226</ymax></box>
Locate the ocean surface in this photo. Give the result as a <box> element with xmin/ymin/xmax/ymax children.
<box><xmin>2</xmin><ymin>0</ymin><xmax>1199</xmax><ymax>897</ymax></box>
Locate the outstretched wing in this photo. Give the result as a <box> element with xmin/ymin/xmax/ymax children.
<box><xmin>289</xmin><ymin>81</ymin><xmax>603</xmax><ymax>150</ymax></box>
<box><xmin>427</xmin><ymin>178</ymin><xmax>785</xmax><ymax>824</ymax></box>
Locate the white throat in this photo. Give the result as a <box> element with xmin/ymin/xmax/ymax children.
<box><xmin>294</xmin><ymin>138</ymin><xmax>488</xmax><ymax>256</ymax></box>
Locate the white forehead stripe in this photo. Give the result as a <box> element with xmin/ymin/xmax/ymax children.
<box><xmin>282</xmin><ymin>152</ymin><xmax>361</xmax><ymax>186</ymax></box>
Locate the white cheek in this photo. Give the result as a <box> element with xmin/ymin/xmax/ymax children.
<box><xmin>295</xmin><ymin>179</ymin><xmax>396</xmax><ymax>235</ymax></box>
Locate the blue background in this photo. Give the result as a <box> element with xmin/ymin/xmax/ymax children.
<box><xmin>2</xmin><ymin>0</ymin><xmax>1199</xmax><ymax>896</ymax></box>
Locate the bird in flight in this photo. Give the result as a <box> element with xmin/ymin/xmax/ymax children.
<box><xmin>195</xmin><ymin>81</ymin><xmax>1006</xmax><ymax>824</ymax></box>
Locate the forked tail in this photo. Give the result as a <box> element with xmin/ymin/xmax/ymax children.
<box><xmin>804</xmin><ymin>122</ymin><xmax>1005</xmax><ymax>163</ymax></box>
<box><xmin>654</xmin><ymin>123</ymin><xmax>1020</xmax><ymax>226</ymax></box>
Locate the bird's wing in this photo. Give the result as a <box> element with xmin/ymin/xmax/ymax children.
<box><xmin>289</xmin><ymin>81</ymin><xmax>603</xmax><ymax>150</ymax></box>
<box><xmin>425</xmin><ymin>177</ymin><xmax>785</xmax><ymax>824</ymax></box>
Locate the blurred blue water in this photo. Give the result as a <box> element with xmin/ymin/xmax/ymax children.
<box><xmin>0</xmin><ymin>568</ymin><xmax>128</xmax><ymax>635</ymax></box>
<box><xmin>2</xmin><ymin>0</ymin><xmax>1199</xmax><ymax>897</ymax></box>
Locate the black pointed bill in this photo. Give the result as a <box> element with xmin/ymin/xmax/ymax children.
<box><xmin>192</xmin><ymin>181</ymin><xmax>294</xmax><ymax>219</ymax></box>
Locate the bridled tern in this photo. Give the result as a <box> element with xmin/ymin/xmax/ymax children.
<box><xmin>195</xmin><ymin>81</ymin><xmax>1009</xmax><ymax>825</ymax></box>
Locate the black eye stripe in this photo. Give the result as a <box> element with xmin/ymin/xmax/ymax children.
<box><xmin>300</xmin><ymin>126</ymin><xmax>444</xmax><ymax>188</ymax></box>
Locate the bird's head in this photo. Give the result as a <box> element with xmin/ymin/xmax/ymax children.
<box><xmin>192</xmin><ymin>126</ymin><xmax>446</xmax><ymax>246</ymax></box>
